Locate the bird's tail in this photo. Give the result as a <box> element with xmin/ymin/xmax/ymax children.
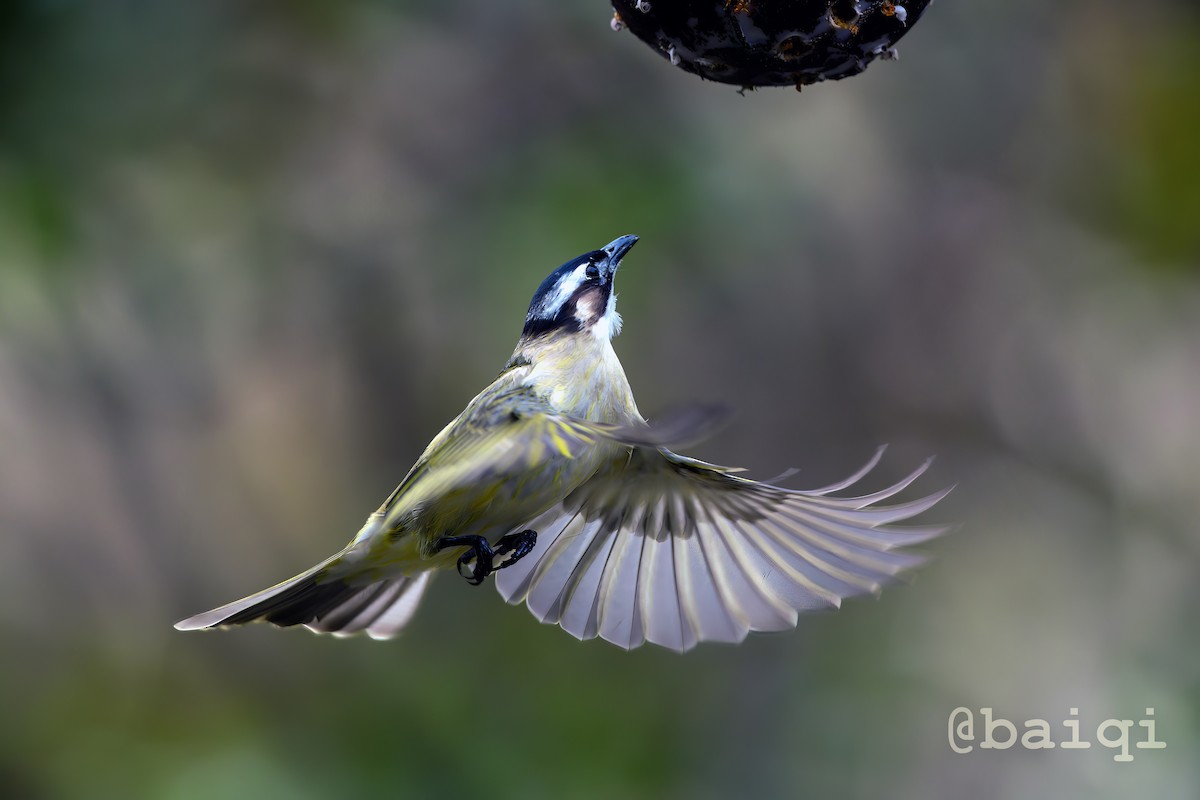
<box><xmin>174</xmin><ymin>559</ymin><xmax>433</xmax><ymax>640</ymax></box>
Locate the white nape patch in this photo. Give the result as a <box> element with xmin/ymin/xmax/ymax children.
<box><xmin>530</xmin><ymin>265</ymin><xmax>588</xmax><ymax>321</ymax></box>
<box><xmin>591</xmin><ymin>292</ymin><xmax>622</xmax><ymax>341</ymax></box>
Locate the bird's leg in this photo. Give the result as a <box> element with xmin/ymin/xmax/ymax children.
<box><xmin>493</xmin><ymin>529</ymin><xmax>537</xmax><ymax>570</ymax></box>
<box><xmin>434</xmin><ymin>534</ymin><xmax>495</xmax><ymax>586</ymax></box>
<box><xmin>434</xmin><ymin>530</ymin><xmax>538</xmax><ymax>586</ymax></box>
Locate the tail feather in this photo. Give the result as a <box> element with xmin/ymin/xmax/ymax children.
<box><xmin>311</xmin><ymin>572</ymin><xmax>431</xmax><ymax>638</ymax></box>
<box><xmin>174</xmin><ymin>562</ymin><xmax>433</xmax><ymax>641</ymax></box>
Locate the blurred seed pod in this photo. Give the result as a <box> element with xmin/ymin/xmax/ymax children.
<box><xmin>609</xmin><ymin>0</ymin><xmax>932</xmax><ymax>90</ymax></box>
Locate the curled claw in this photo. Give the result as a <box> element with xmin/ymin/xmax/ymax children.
<box><xmin>494</xmin><ymin>529</ymin><xmax>537</xmax><ymax>568</ymax></box>
<box><xmin>457</xmin><ymin>549</ymin><xmax>492</xmax><ymax>586</ymax></box>
<box><xmin>438</xmin><ymin>530</ymin><xmax>538</xmax><ymax>586</ymax></box>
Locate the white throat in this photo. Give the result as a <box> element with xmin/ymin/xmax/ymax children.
<box><xmin>590</xmin><ymin>292</ymin><xmax>622</xmax><ymax>341</ymax></box>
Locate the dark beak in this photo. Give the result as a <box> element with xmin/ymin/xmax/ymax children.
<box><xmin>602</xmin><ymin>234</ymin><xmax>639</xmax><ymax>267</ymax></box>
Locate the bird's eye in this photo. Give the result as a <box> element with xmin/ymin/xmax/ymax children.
<box><xmin>585</xmin><ymin>263</ymin><xmax>600</xmax><ymax>280</ymax></box>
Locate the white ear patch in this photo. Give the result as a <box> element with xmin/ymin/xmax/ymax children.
<box><xmin>527</xmin><ymin>262</ymin><xmax>621</xmax><ymax>340</ymax></box>
<box><xmin>572</xmin><ymin>287</ymin><xmax>603</xmax><ymax>324</ymax></box>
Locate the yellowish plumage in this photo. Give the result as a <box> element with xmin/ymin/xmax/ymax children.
<box><xmin>175</xmin><ymin>235</ymin><xmax>949</xmax><ymax>651</ymax></box>
<box><xmin>347</xmin><ymin>329</ymin><xmax>642</xmax><ymax>577</ymax></box>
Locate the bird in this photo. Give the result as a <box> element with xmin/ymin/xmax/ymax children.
<box><xmin>175</xmin><ymin>234</ymin><xmax>950</xmax><ymax>652</ymax></box>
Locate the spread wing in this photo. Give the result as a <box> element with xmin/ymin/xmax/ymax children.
<box><xmin>494</xmin><ymin>446</ymin><xmax>950</xmax><ymax>652</ymax></box>
<box><xmin>377</xmin><ymin>390</ymin><xmax>727</xmax><ymax>517</ymax></box>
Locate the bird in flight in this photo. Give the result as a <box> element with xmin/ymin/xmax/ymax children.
<box><xmin>176</xmin><ymin>235</ymin><xmax>949</xmax><ymax>652</ymax></box>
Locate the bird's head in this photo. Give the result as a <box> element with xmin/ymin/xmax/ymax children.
<box><xmin>522</xmin><ymin>234</ymin><xmax>638</xmax><ymax>341</ymax></box>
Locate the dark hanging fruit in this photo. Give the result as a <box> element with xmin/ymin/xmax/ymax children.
<box><xmin>609</xmin><ymin>1</ymin><xmax>933</xmax><ymax>90</ymax></box>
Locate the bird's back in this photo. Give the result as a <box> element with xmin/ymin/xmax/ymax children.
<box><xmin>357</xmin><ymin>333</ymin><xmax>639</xmax><ymax>574</ymax></box>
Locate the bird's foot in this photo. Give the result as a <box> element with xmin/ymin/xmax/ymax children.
<box><xmin>434</xmin><ymin>530</ymin><xmax>537</xmax><ymax>586</ymax></box>
<box><xmin>435</xmin><ymin>535</ymin><xmax>494</xmax><ymax>585</ymax></box>
<box><xmin>494</xmin><ymin>529</ymin><xmax>537</xmax><ymax>569</ymax></box>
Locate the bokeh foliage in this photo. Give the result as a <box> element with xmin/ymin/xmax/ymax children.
<box><xmin>1</xmin><ymin>1</ymin><xmax>1197</xmax><ymax>798</ymax></box>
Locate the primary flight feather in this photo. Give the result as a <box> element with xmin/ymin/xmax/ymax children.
<box><xmin>175</xmin><ymin>235</ymin><xmax>949</xmax><ymax>652</ymax></box>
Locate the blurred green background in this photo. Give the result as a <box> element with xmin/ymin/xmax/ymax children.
<box><xmin>2</xmin><ymin>1</ymin><xmax>1197</xmax><ymax>798</ymax></box>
